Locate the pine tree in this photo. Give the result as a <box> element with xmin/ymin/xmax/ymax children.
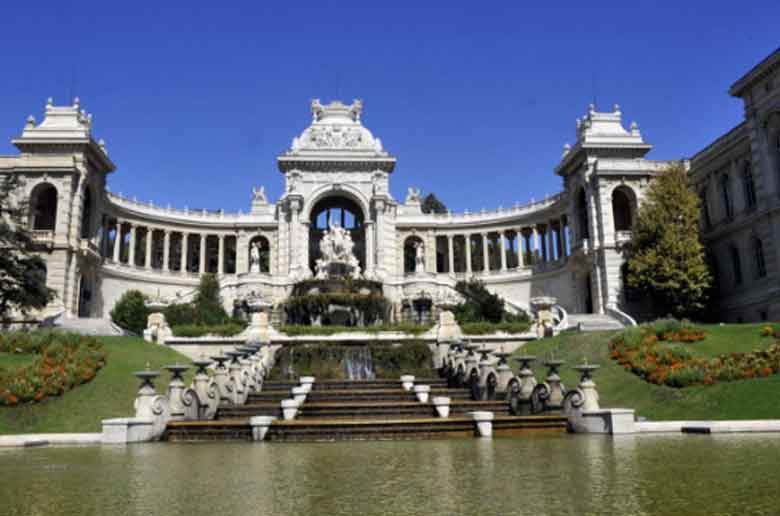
<box><xmin>626</xmin><ymin>162</ymin><xmax>712</xmax><ymax>318</ymax></box>
<box><xmin>0</xmin><ymin>175</ymin><xmax>56</xmax><ymax>319</ymax></box>
<box><xmin>421</xmin><ymin>193</ymin><xmax>448</xmax><ymax>214</ymax></box>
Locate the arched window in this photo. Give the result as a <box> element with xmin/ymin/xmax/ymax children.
<box><xmin>729</xmin><ymin>245</ymin><xmax>742</xmax><ymax>285</ymax></box>
<box><xmin>30</xmin><ymin>183</ymin><xmax>58</xmax><ymax>231</ymax></box>
<box><xmin>742</xmin><ymin>162</ymin><xmax>756</xmax><ymax>209</ymax></box>
<box><xmin>720</xmin><ymin>175</ymin><xmax>733</xmax><ymax>220</ymax></box>
<box><xmin>611</xmin><ymin>187</ymin><xmax>634</xmax><ymax>231</ymax></box>
<box><xmin>249</xmin><ymin>235</ymin><xmax>270</xmax><ymax>273</ymax></box>
<box><xmin>753</xmin><ymin>237</ymin><xmax>767</xmax><ymax>278</ymax></box>
<box><xmin>576</xmin><ymin>188</ymin><xmax>589</xmax><ymax>239</ymax></box>
<box><xmin>80</xmin><ymin>187</ymin><xmax>93</xmax><ymax>238</ymax></box>
<box><xmin>404</xmin><ymin>236</ymin><xmax>424</xmax><ymax>274</ymax></box>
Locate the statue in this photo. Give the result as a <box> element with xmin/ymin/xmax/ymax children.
<box><xmin>314</xmin><ymin>218</ymin><xmax>362</xmax><ymax>279</ymax></box>
<box><xmin>405</xmin><ymin>187</ymin><xmax>421</xmax><ymax>204</ymax></box>
<box><xmin>414</xmin><ymin>241</ymin><xmax>425</xmax><ymax>274</ymax></box>
<box><xmin>250</xmin><ymin>242</ymin><xmax>260</xmax><ymax>273</ymax></box>
<box><xmin>252</xmin><ymin>186</ymin><xmax>267</xmax><ymax>204</ymax></box>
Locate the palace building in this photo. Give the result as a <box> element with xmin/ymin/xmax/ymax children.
<box><xmin>2</xmin><ymin>50</ymin><xmax>779</xmax><ymax>326</ymax></box>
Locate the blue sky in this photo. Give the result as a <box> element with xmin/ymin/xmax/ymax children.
<box><xmin>1</xmin><ymin>1</ymin><xmax>778</xmax><ymax>212</ymax></box>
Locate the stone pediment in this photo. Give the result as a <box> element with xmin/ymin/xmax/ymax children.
<box><xmin>279</xmin><ymin>99</ymin><xmax>396</xmax><ymax>173</ymax></box>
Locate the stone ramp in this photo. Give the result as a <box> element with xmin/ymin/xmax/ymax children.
<box><xmin>566</xmin><ymin>313</ymin><xmax>625</xmax><ymax>332</ymax></box>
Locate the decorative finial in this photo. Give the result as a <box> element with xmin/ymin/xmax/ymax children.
<box><xmin>46</xmin><ymin>97</ymin><xmax>53</xmax><ymax>108</ymax></box>
<box><xmin>630</xmin><ymin>121</ymin><xmax>639</xmax><ymax>134</ymax></box>
<box><xmin>588</xmin><ymin>103</ymin><xmax>595</xmax><ymax>113</ymax></box>
<box><xmin>613</xmin><ymin>103</ymin><xmax>620</xmax><ymax>113</ymax></box>
<box><xmin>73</xmin><ymin>97</ymin><xmax>80</xmax><ymax>108</ymax></box>
<box><xmin>25</xmin><ymin>115</ymin><xmax>36</xmax><ymax>128</ymax></box>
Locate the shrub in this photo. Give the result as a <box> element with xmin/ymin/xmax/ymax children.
<box><xmin>460</xmin><ymin>320</ymin><xmax>531</xmax><ymax>335</ymax></box>
<box><xmin>192</xmin><ymin>274</ymin><xmax>230</xmax><ymax>326</ymax></box>
<box><xmin>110</xmin><ymin>290</ymin><xmax>149</xmax><ymax>335</ymax></box>
<box><xmin>279</xmin><ymin>322</ymin><xmax>433</xmax><ymax>336</ymax></box>
<box><xmin>171</xmin><ymin>323</ymin><xmax>246</xmax><ymax>337</ymax></box>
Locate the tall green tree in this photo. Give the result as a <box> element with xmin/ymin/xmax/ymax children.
<box><xmin>0</xmin><ymin>175</ymin><xmax>56</xmax><ymax>319</ymax></box>
<box><xmin>193</xmin><ymin>273</ymin><xmax>229</xmax><ymax>325</ymax></box>
<box><xmin>421</xmin><ymin>193</ymin><xmax>448</xmax><ymax>214</ymax></box>
<box><xmin>626</xmin><ymin>162</ymin><xmax>712</xmax><ymax>318</ymax></box>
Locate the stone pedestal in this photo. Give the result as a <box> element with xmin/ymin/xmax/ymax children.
<box><xmin>291</xmin><ymin>386</ymin><xmax>307</xmax><ymax>405</ymax></box>
<box><xmin>300</xmin><ymin>376</ymin><xmax>315</xmax><ymax>393</ymax></box>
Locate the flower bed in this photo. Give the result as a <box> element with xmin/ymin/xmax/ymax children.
<box><xmin>609</xmin><ymin>321</ymin><xmax>780</xmax><ymax>388</ymax></box>
<box><xmin>0</xmin><ymin>332</ymin><xmax>106</xmax><ymax>405</ymax></box>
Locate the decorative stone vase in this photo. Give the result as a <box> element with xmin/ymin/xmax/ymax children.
<box><xmin>281</xmin><ymin>399</ymin><xmax>299</xmax><ymax>420</ymax></box>
<box><xmin>299</xmin><ymin>376</ymin><xmax>316</xmax><ymax>393</ymax></box>
<box><xmin>400</xmin><ymin>375</ymin><xmax>415</xmax><ymax>391</ymax></box>
<box><xmin>291</xmin><ymin>386</ymin><xmax>307</xmax><ymax>405</ymax></box>
<box><xmin>432</xmin><ymin>396</ymin><xmax>451</xmax><ymax>418</ymax></box>
<box><xmin>250</xmin><ymin>416</ymin><xmax>276</xmax><ymax>441</ymax></box>
<box><xmin>413</xmin><ymin>384</ymin><xmax>431</xmax><ymax>403</ymax></box>
<box><xmin>468</xmin><ymin>411</ymin><xmax>495</xmax><ymax>438</ymax></box>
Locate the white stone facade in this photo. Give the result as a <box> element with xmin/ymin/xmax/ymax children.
<box><xmin>15</xmin><ymin>82</ymin><xmax>765</xmax><ymax>323</ymax></box>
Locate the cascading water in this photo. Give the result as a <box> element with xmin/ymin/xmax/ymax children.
<box><xmin>342</xmin><ymin>347</ymin><xmax>375</xmax><ymax>380</ymax></box>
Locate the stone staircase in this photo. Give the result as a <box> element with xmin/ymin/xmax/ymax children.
<box><xmin>164</xmin><ymin>378</ymin><xmax>568</xmax><ymax>442</ymax></box>
<box><xmin>566</xmin><ymin>313</ymin><xmax>626</xmax><ymax>332</ymax></box>
<box><xmin>40</xmin><ymin>315</ymin><xmax>128</xmax><ymax>336</ymax></box>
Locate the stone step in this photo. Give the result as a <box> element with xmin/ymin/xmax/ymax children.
<box><xmin>40</xmin><ymin>316</ymin><xmax>128</xmax><ymax>336</ymax></box>
<box><xmin>164</xmin><ymin>415</ymin><xmax>568</xmax><ymax>442</ymax></box>
<box><xmin>566</xmin><ymin>313</ymin><xmax>626</xmax><ymax>332</ymax></box>
<box><xmin>263</xmin><ymin>379</ymin><xmax>447</xmax><ymax>391</ymax></box>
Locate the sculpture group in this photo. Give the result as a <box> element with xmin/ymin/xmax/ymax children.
<box><xmin>314</xmin><ymin>219</ymin><xmax>362</xmax><ymax>279</ymax></box>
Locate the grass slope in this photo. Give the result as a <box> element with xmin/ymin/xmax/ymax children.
<box><xmin>518</xmin><ymin>324</ymin><xmax>780</xmax><ymax>421</ymax></box>
<box><xmin>0</xmin><ymin>336</ymin><xmax>192</xmax><ymax>435</ymax></box>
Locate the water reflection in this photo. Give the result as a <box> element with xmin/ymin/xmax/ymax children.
<box><xmin>2</xmin><ymin>435</ymin><xmax>780</xmax><ymax>515</ymax></box>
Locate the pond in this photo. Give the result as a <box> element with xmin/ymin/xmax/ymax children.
<box><xmin>1</xmin><ymin>434</ymin><xmax>778</xmax><ymax>516</ymax></box>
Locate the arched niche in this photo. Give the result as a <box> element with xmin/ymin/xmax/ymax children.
<box><xmin>403</xmin><ymin>235</ymin><xmax>424</xmax><ymax>274</ymax></box>
<box><xmin>611</xmin><ymin>186</ymin><xmax>636</xmax><ymax>232</ymax></box>
<box><xmin>249</xmin><ymin>235</ymin><xmax>271</xmax><ymax>273</ymax></box>
<box><xmin>576</xmin><ymin>187</ymin><xmax>589</xmax><ymax>239</ymax></box>
<box><xmin>80</xmin><ymin>186</ymin><xmax>94</xmax><ymax>239</ymax></box>
<box><xmin>30</xmin><ymin>182</ymin><xmax>58</xmax><ymax>231</ymax></box>
<box><xmin>308</xmin><ymin>195</ymin><xmax>365</xmax><ymax>273</ymax></box>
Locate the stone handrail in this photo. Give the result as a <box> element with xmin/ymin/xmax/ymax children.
<box><xmin>605</xmin><ymin>304</ymin><xmax>637</xmax><ymax>327</ymax></box>
<box><xmin>552</xmin><ymin>304</ymin><xmax>568</xmax><ymax>333</ymax></box>
<box><xmin>397</xmin><ymin>192</ymin><xmax>565</xmax><ymax>224</ymax></box>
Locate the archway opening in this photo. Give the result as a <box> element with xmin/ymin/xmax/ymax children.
<box><xmin>612</xmin><ymin>187</ymin><xmax>634</xmax><ymax>231</ymax></box>
<box><xmin>309</xmin><ymin>196</ymin><xmax>365</xmax><ymax>274</ymax></box>
<box><xmin>249</xmin><ymin>235</ymin><xmax>270</xmax><ymax>273</ymax></box>
<box><xmin>30</xmin><ymin>183</ymin><xmax>58</xmax><ymax>231</ymax></box>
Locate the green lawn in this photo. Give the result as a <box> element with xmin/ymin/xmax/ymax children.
<box><xmin>0</xmin><ymin>336</ymin><xmax>192</xmax><ymax>435</ymax></box>
<box><xmin>0</xmin><ymin>352</ymin><xmax>36</xmax><ymax>369</ymax></box>
<box><xmin>518</xmin><ymin>323</ymin><xmax>780</xmax><ymax>421</ymax></box>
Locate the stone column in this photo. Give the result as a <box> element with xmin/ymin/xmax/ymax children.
<box><xmin>482</xmin><ymin>233</ymin><xmax>489</xmax><ymax>272</ymax></box>
<box><xmin>162</xmin><ymin>231</ymin><xmax>170</xmax><ymax>272</ymax></box>
<box><xmin>539</xmin><ymin>225</ymin><xmax>548</xmax><ymax>262</ymax></box>
<box><xmin>218</xmin><ymin>234</ymin><xmax>225</xmax><ymax>275</ymax></box>
<box><xmin>364</xmin><ymin>221</ymin><xmax>374</xmax><ymax>274</ymax></box>
<box><xmin>112</xmin><ymin>219</ymin><xmax>122</xmax><ymax>262</ymax></box>
<box><xmin>465</xmin><ymin>233</ymin><xmax>472</xmax><ymax>274</ymax></box>
<box><xmin>517</xmin><ymin>228</ymin><xmax>525</xmax><ymax>267</ymax></box>
<box><xmin>144</xmin><ymin>227</ymin><xmax>152</xmax><ymax>269</ymax></box>
<box><xmin>374</xmin><ymin>199</ymin><xmax>385</xmax><ymax>274</ymax></box>
<box><xmin>531</xmin><ymin>226</ymin><xmax>538</xmax><ymax>264</ymax></box>
<box><xmin>447</xmin><ymin>235</ymin><xmax>454</xmax><ymax>274</ymax></box>
<box><xmin>199</xmin><ymin>234</ymin><xmax>206</xmax><ymax>274</ymax></box>
<box><xmin>500</xmin><ymin>230</ymin><xmax>507</xmax><ymax>271</ymax></box>
<box><xmin>180</xmin><ymin>232</ymin><xmax>188</xmax><ymax>275</ymax></box>
<box><xmin>128</xmin><ymin>224</ymin><xmax>137</xmax><ymax>266</ymax></box>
